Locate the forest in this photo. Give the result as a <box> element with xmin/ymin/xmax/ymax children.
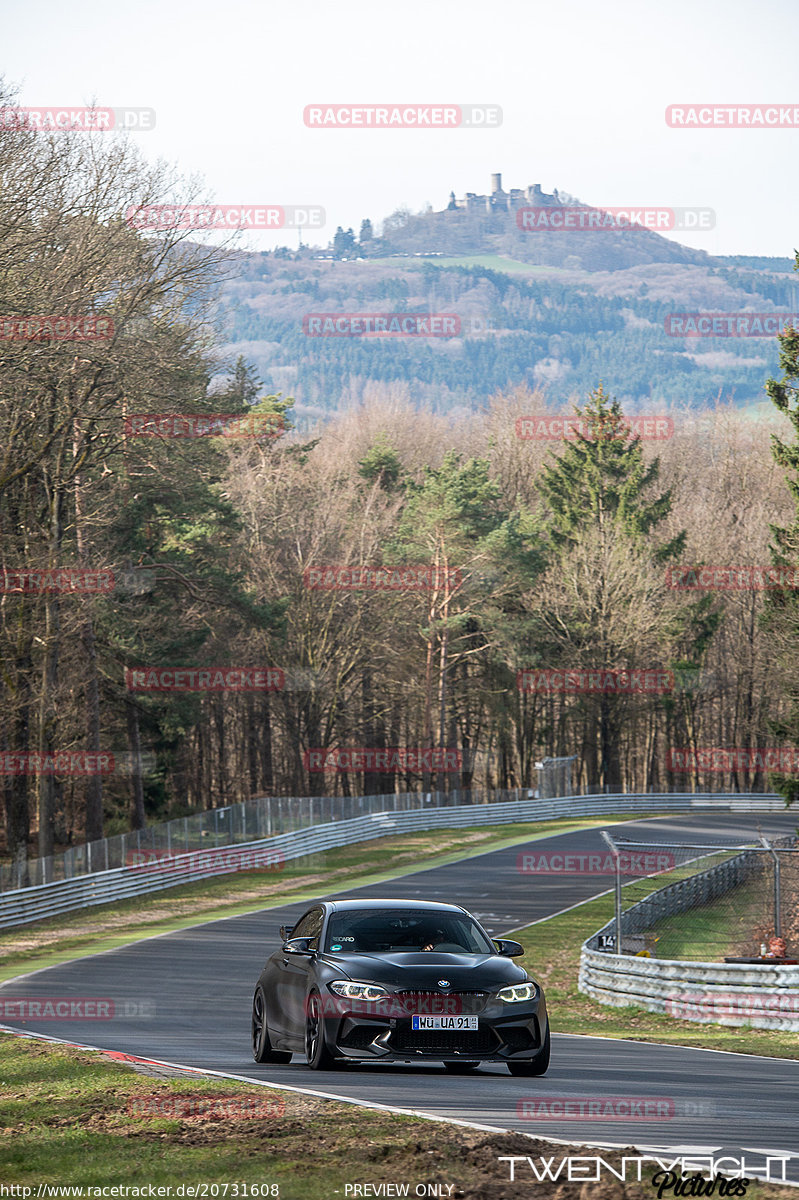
<box><xmin>3</xmin><ymin>84</ymin><xmax>799</xmax><ymax>880</ymax></box>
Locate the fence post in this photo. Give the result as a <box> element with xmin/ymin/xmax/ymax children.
<box><xmin>601</xmin><ymin>830</ymin><xmax>622</xmax><ymax>952</ymax></box>
<box><xmin>760</xmin><ymin>837</ymin><xmax>782</xmax><ymax>938</ymax></box>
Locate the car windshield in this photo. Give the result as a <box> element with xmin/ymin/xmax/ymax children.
<box><xmin>324</xmin><ymin>908</ymin><xmax>495</xmax><ymax>954</ymax></box>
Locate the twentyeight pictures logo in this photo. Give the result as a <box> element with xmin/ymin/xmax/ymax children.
<box><xmin>303</xmin><ymin>104</ymin><xmax>502</xmax><ymax>128</ymax></box>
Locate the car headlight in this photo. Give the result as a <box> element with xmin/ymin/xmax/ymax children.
<box><xmin>328</xmin><ymin>981</ymin><xmax>388</xmax><ymax>1001</ymax></box>
<box><xmin>497</xmin><ymin>981</ymin><xmax>538</xmax><ymax>1003</ymax></box>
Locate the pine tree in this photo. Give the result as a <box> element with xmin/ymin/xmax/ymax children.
<box><xmin>534</xmin><ymin>385</ymin><xmax>707</xmax><ymax>791</ymax></box>
<box><xmin>762</xmin><ymin>290</ymin><xmax>799</xmax><ymax>803</ymax></box>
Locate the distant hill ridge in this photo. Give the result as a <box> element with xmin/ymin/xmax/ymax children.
<box><xmin>379</xmin><ymin>172</ymin><xmax>715</xmax><ymax>271</ymax></box>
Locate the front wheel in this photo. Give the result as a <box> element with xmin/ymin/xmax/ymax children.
<box><xmin>252</xmin><ymin>987</ymin><xmax>292</xmax><ymax>1064</ymax></box>
<box><xmin>507</xmin><ymin>1026</ymin><xmax>550</xmax><ymax>1077</ymax></box>
<box><xmin>305</xmin><ymin>990</ymin><xmax>337</xmax><ymax>1070</ymax></box>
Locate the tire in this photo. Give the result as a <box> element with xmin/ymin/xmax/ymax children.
<box><xmin>305</xmin><ymin>990</ymin><xmax>337</xmax><ymax>1070</ymax></box>
<box><xmin>443</xmin><ymin>1061</ymin><xmax>480</xmax><ymax>1073</ymax></box>
<box><xmin>507</xmin><ymin>1026</ymin><xmax>550</xmax><ymax>1077</ymax></box>
<box><xmin>252</xmin><ymin>987</ymin><xmax>292</xmax><ymax>1064</ymax></box>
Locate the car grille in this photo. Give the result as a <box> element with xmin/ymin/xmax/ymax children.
<box><xmin>339</xmin><ymin>1025</ymin><xmax>383</xmax><ymax>1050</ymax></box>
<box><xmin>390</xmin><ymin>1026</ymin><xmax>498</xmax><ymax>1055</ymax></box>
<box><xmin>500</xmin><ymin>1026</ymin><xmax>537</xmax><ymax>1052</ymax></box>
<box><xmin>394</xmin><ymin>990</ymin><xmax>488</xmax><ymax>1016</ymax></box>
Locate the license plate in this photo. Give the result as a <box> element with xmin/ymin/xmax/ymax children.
<box><xmin>411</xmin><ymin>1015</ymin><xmax>478</xmax><ymax>1030</ymax></box>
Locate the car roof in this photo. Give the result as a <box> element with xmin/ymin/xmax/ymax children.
<box><xmin>323</xmin><ymin>899</ymin><xmax>469</xmax><ymax>915</ymax></box>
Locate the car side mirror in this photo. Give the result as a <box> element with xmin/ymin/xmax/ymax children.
<box><xmin>493</xmin><ymin>938</ymin><xmax>524</xmax><ymax>957</ymax></box>
<box><xmin>284</xmin><ymin>936</ymin><xmax>314</xmax><ymax>955</ymax></box>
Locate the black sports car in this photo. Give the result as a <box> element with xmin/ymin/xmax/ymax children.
<box><xmin>251</xmin><ymin>898</ymin><xmax>549</xmax><ymax>1074</ymax></box>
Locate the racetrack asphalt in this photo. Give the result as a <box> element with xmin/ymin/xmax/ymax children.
<box><xmin>2</xmin><ymin>811</ymin><xmax>798</xmax><ymax>1181</ymax></box>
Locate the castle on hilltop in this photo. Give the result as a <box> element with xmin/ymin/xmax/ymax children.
<box><xmin>446</xmin><ymin>173</ymin><xmax>561</xmax><ymax>214</ymax></box>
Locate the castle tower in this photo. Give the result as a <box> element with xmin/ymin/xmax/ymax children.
<box><xmin>491</xmin><ymin>172</ymin><xmax>502</xmax><ymax>195</ymax></box>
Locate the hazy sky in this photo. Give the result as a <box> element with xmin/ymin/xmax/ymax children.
<box><xmin>3</xmin><ymin>0</ymin><xmax>797</xmax><ymax>257</ymax></box>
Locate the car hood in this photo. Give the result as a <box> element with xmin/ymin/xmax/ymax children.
<box><xmin>318</xmin><ymin>951</ymin><xmax>530</xmax><ymax>990</ymax></box>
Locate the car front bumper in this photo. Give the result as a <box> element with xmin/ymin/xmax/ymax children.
<box><xmin>321</xmin><ymin>994</ymin><xmax>548</xmax><ymax>1062</ymax></box>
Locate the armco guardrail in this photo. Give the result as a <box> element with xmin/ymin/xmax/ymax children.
<box><xmin>2</xmin><ymin>776</ymin><xmax>571</xmax><ymax>892</ymax></box>
<box><xmin>579</xmin><ymin>947</ymin><xmax>799</xmax><ymax>1031</ymax></box>
<box><xmin>579</xmin><ymin>837</ymin><xmax>799</xmax><ymax>1031</ymax></box>
<box><xmin>0</xmin><ymin>791</ymin><xmax>785</xmax><ymax>930</ymax></box>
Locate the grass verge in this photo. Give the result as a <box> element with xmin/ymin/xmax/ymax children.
<box><xmin>648</xmin><ymin>874</ymin><xmax>768</xmax><ymax>960</ymax></box>
<box><xmin>1</xmin><ymin>1033</ymin><xmax>794</xmax><ymax>1198</ymax></box>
